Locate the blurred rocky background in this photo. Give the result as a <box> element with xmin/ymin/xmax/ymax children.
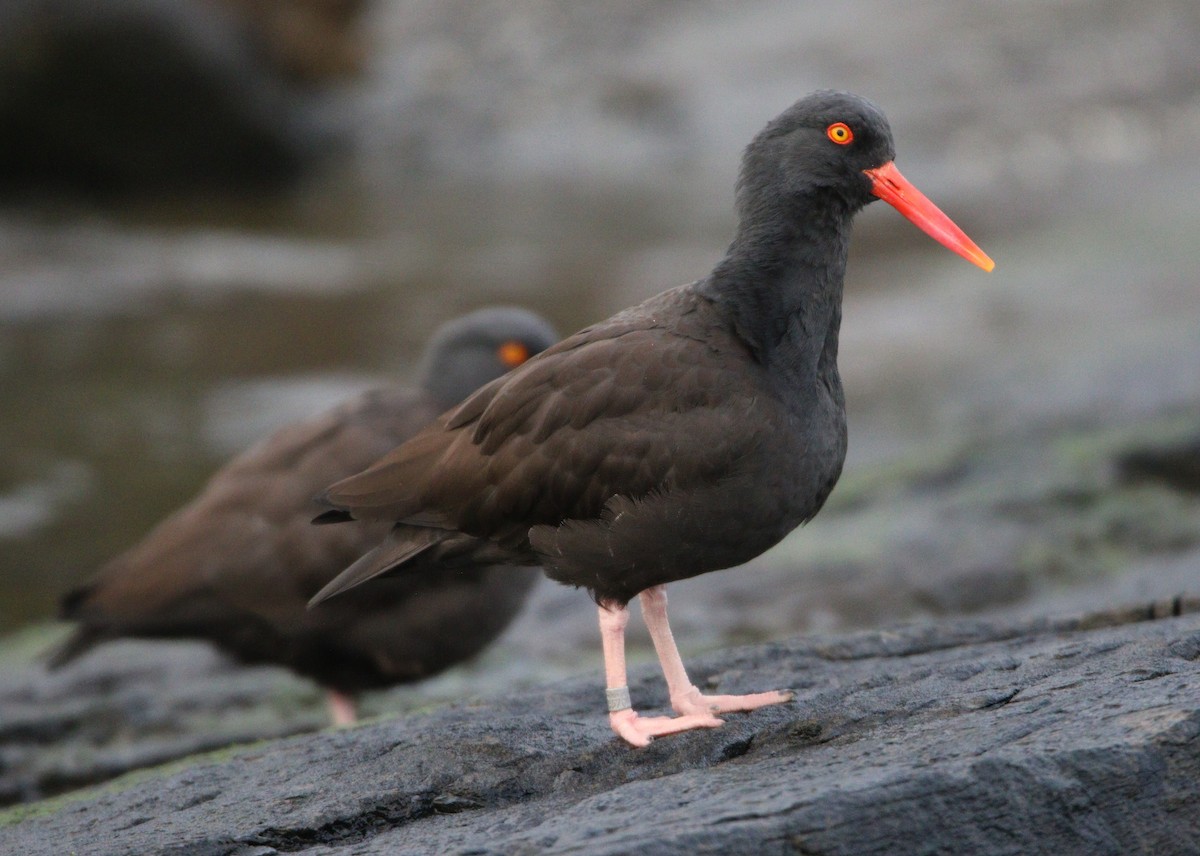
<box><xmin>0</xmin><ymin>0</ymin><xmax>1198</xmax><ymax>843</ymax></box>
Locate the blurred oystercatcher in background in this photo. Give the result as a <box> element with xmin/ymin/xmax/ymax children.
<box><xmin>52</xmin><ymin>308</ymin><xmax>558</xmax><ymax>726</ymax></box>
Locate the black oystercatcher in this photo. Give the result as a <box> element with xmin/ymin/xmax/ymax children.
<box><xmin>309</xmin><ymin>91</ymin><xmax>994</xmax><ymax>745</ymax></box>
<box><xmin>51</xmin><ymin>308</ymin><xmax>558</xmax><ymax>725</ymax></box>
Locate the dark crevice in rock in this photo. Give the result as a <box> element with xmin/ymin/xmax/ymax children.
<box><xmin>1166</xmin><ymin>633</ymin><xmax>1200</xmax><ymax>662</ymax></box>
<box><xmin>1117</xmin><ymin>435</ymin><xmax>1200</xmax><ymax>495</ymax></box>
<box><xmin>246</xmin><ymin>792</ymin><xmax>440</xmax><ymax>852</ymax></box>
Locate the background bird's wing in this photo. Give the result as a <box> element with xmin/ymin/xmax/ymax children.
<box><xmin>50</xmin><ymin>388</ymin><xmax>435</xmax><ymax>667</ymax></box>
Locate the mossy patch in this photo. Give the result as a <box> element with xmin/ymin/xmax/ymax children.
<box><xmin>0</xmin><ymin>739</ymin><xmax>263</xmax><ymax>829</ymax></box>
<box><xmin>0</xmin><ymin>623</ymin><xmax>71</xmax><ymax>668</ymax></box>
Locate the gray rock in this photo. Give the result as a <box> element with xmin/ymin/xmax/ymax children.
<box><xmin>357</xmin><ymin>0</ymin><xmax>1200</xmax><ymax>216</ymax></box>
<box><xmin>1</xmin><ymin>605</ymin><xmax>1198</xmax><ymax>855</ymax></box>
<box><xmin>0</xmin><ymin>0</ymin><xmax>339</xmax><ymax>193</ymax></box>
<box><xmin>0</xmin><ymin>636</ymin><xmax>325</xmax><ymax>806</ymax></box>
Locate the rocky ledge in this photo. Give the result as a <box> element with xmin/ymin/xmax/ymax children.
<box><xmin>2</xmin><ymin>602</ymin><xmax>1198</xmax><ymax>855</ymax></box>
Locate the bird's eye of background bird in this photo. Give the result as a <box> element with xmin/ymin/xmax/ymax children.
<box><xmin>498</xmin><ymin>340</ymin><xmax>532</xmax><ymax>368</ymax></box>
<box><xmin>826</xmin><ymin>122</ymin><xmax>854</xmax><ymax>145</ymax></box>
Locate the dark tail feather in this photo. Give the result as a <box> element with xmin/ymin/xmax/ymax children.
<box><xmin>45</xmin><ymin>582</ymin><xmax>103</xmax><ymax>669</ymax></box>
<box><xmin>58</xmin><ymin>582</ymin><xmax>93</xmax><ymax>620</ymax></box>
<box><xmin>307</xmin><ymin>527</ymin><xmax>446</xmax><ymax>608</ymax></box>
<box><xmin>312</xmin><ymin>508</ymin><xmax>355</xmax><ymax>525</ymax></box>
<box><xmin>311</xmin><ymin>489</ymin><xmax>356</xmax><ymax>525</ymax></box>
<box><xmin>45</xmin><ymin>626</ymin><xmax>102</xmax><ymax>670</ymax></box>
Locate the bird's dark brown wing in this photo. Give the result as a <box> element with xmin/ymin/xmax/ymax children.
<box><xmin>52</xmin><ymin>388</ymin><xmax>437</xmax><ymax>665</ymax></box>
<box><xmin>321</xmin><ymin>287</ymin><xmax>769</xmax><ymax>548</ymax></box>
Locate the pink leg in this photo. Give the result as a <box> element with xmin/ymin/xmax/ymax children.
<box><xmin>598</xmin><ymin>601</ymin><xmax>722</xmax><ymax>747</ymax></box>
<box><xmin>639</xmin><ymin>585</ymin><xmax>793</xmax><ymax>717</ymax></box>
<box><xmin>326</xmin><ymin>689</ymin><xmax>358</xmax><ymax>727</ymax></box>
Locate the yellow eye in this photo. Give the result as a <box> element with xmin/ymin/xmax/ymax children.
<box><xmin>497</xmin><ymin>340</ymin><xmax>531</xmax><ymax>368</ymax></box>
<box><xmin>826</xmin><ymin>122</ymin><xmax>853</xmax><ymax>145</ymax></box>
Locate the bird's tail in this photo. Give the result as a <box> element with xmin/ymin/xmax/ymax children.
<box><xmin>44</xmin><ymin>625</ymin><xmax>102</xmax><ymax>670</ymax></box>
<box><xmin>44</xmin><ymin>581</ymin><xmax>104</xmax><ymax>669</ymax></box>
<box><xmin>307</xmin><ymin>526</ymin><xmax>447</xmax><ymax>608</ymax></box>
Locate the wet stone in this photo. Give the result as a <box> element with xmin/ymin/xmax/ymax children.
<box><xmin>0</xmin><ymin>607</ymin><xmax>1197</xmax><ymax>855</ymax></box>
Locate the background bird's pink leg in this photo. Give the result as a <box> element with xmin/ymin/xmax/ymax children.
<box><xmin>326</xmin><ymin>689</ymin><xmax>358</xmax><ymax>726</ymax></box>
<box><xmin>639</xmin><ymin>585</ymin><xmax>793</xmax><ymax>716</ymax></box>
<box><xmin>598</xmin><ymin>601</ymin><xmax>721</xmax><ymax>747</ymax></box>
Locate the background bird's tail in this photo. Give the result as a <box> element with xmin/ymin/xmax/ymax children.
<box><xmin>45</xmin><ymin>625</ymin><xmax>102</xmax><ymax>670</ymax></box>
<box><xmin>44</xmin><ymin>583</ymin><xmax>102</xmax><ymax>669</ymax></box>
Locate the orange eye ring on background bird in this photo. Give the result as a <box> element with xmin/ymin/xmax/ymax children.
<box><xmin>498</xmin><ymin>340</ymin><xmax>531</xmax><ymax>368</ymax></box>
<box><xmin>826</xmin><ymin>122</ymin><xmax>853</xmax><ymax>145</ymax></box>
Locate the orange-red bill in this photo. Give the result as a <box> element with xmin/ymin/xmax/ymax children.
<box><xmin>864</xmin><ymin>161</ymin><xmax>995</xmax><ymax>272</ymax></box>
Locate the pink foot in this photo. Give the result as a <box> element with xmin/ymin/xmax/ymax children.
<box><xmin>670</xmin><ymin>686</ymin><xmax>794</xmax><ymax>717</ymax></box>
<box><xmin>608</xmin><ymin>708</ymin><xmax>724</xmax><ymax>748</ymax></box>
<box><xmin>327</xmin><ymin>689</ymin><xmax>358</xmax><ymax>727</ymax></box>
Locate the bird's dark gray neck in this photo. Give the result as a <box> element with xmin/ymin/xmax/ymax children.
<box><xmin>699</xmin><ymin>195</ymin><xmax>852</xmax><ymax>384</ymax></box>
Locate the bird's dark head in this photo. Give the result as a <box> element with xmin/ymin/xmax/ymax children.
<box><xmin>741</xmin><ymin>90</ymin><xmax>895</xmax><ymax>211</ymax></box>
<box><xmin>739</xmin><ymin>90</ymin><xmax>993</xmax><ymax>271</ymax></box>
<box><xmin>420</xmin><ymin>307</ymin><xmax>559</xmax><ymax>406</ymax></box>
